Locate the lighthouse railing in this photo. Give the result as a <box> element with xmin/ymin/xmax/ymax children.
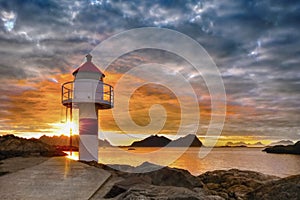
<box><xmin>62</xmin><ymin>81</ymin><xmax>74</xmax><ymax>103</ymax></box>
<box><xmin>61</xmin><ymin>81</ymin><xmax>113</xmax><ymax>108</ymax></box>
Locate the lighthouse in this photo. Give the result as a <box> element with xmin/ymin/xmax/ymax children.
<box><xmin>61</xmin><ymin>54</ymin><xmax>113</xmax><ymax>161</ymax></box>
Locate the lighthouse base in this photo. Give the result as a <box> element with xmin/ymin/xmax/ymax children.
<box><xmin>79</xmin><ymin>135</ymin><xmax>98</xmax><ymax>162</ymax></box>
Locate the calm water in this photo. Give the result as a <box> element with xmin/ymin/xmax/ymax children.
<box><xmin>67</xmin><ymin>147</ymin><xmax>300</xmax><ymax>177</ymax></box>
<box><xmin>98</xmin><ymin>147</ymin><xmax>300</xmax><ymax>177</ymax></box>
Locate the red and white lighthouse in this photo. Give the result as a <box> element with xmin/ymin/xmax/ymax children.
<box><xmin>62</xmin><ymin>54</ymin><xmax>113</xmax><ymax>161</ymax></box>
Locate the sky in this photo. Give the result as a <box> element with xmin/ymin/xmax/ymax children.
<box><xmin>0</xmin><ymin>0</ymin><xmax>299</xmax><ymax>145</ymax></box>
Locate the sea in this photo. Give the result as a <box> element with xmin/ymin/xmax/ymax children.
<box><xmin>68</xmin><ymin>147</ymin><xmax>300</xmax><ymax>177</ymax></box>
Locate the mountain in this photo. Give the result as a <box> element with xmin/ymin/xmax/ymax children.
<box><xmin>39</xmin><ymin>135</ymin><xmax>79</xmax><ymax>147</ymax></box>
<box><xmin>130</xmin><ymin>135</ymin><xmax>171</xmax><ymax>147</ymax></box>
<box><xmin>169</xmin><ymin>134</ymin><xmax>202</xmax><ymax>147</ymax></box>
<box><xmin>225</xmin><ymin>141</ymin><xmax>247</xmax><ymax>147</ymax></box>
<box><xmin>268</xmin><ymin>140</ymin><xmax>294</xmax><ymax>146</ymax></box>
<box><xmin>99</xmin><ymin>139</ymin><xmax>113</xmax><ymax>147</ymax></box>
<box><xmin>254</xmin><ymin>142</ymin><xmax>263</xmax><ymax>145</ymax></box>
<box><xmin>130</xmin><ymin>134</ymin><xmax>202</xmax><ymax>147</ymax></box>
<box><xmin>263</xmin><ymin>141</ymin><xmax>300</xmax><ymax>155</ymax></box>
<box><xmin>39</xmin><ymin>135</ymin><xmax>113</xmax><ymax>147</ymax></box>
<box><xmin>248</xmin><ymin>141</ymin><xmax>265</xmax><ymax>147</ymax></box>
<box><xmin>225</xmin><ymin>141</ymin><xmax>265</xmax><ymax>147</ymax></box>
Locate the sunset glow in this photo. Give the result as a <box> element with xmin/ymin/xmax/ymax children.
<box><xmin>0</xmin><ymin>1</ymin><xmax>299</xmax><ymax>146</ymax></box>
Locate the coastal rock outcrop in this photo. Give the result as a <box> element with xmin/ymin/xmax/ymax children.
<box><xmin>103</xmin><ymin>162</ymin><xmax>205</xmax><ymax>198</ymax></box>
<box><xmin>86</xmin><ymin>161</ymin><xmax>290</xmax><ymax>200</ymax></box>
<box><xmin>246</xmin><ymin>174</ymin><xmax>300</xmax><ymax>200</ymax></box>
<box><xmin>198</xmin><ymin>169</ymin><xmax>278</xmax><ymax>199</ymax></box>
<box><xmin>0</xmin><ymin>134</ymin><xmax>66</xmax><ymax>160</ymax></box>
<box><xmin>263</xmin><ymin>141</ymin><xmax>300</xmax><ymax>155</ymax></box>
<box><xmin>131</xmin><ymin>162</ymin><xmax>204</xmax><ymax>189</ymax></box>
<box><xmin>92</xmin><ymin>161</ymin><xmax>211</xmax><ymax>199</ymax></box>
<box><xmin>118</xmin><ymin>184</ymin><xmax>224</xmax><ymax>200</ymax></box>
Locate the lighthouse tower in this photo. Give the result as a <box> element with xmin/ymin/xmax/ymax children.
<box><xmin>61</xmin><ymin>54</ymin><xmax>113</xmax><ymax>161</ymax></box>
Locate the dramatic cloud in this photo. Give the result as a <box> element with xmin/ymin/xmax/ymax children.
<box><xmin>0</xmin><ymin>0</ymin><xmax>299</xmax><ymax>143</ymax></box>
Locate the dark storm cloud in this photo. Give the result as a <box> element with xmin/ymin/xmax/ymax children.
<box><xmin>0</xmin><ymin>0</ymin><xmax>299</xmax><ymax>139</ymax></box>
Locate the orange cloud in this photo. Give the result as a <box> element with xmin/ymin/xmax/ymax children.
<box><xmin>1</xmin><ymin>67</ymin><xmax>263</xmax><ymax>145</ymax></box>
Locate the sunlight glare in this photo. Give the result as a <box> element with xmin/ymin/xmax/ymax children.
<box><xmin>51</xmin><ymin>121</ymin><xmax>79</xmax><ymax>136</ymax></box>
<box><xmin>65</xmin><ymin>151</ymin><xmax>79</xmax><ymax>160</ymax></box>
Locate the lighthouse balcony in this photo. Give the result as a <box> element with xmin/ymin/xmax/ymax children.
<box><xmin>62</xmin><ymin>81</ymin><xmax>114</xmax><ymax>109</ymax></box>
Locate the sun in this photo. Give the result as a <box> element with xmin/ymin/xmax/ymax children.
<box><xmin>51</xmin><ymin>121</ymin><xmax>79</xmax><ymax>136</ymax></box>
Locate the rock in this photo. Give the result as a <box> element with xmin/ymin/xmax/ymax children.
<box><xmin>104</xmin><ymin>162</ymin><xmax>205</xmax><ymax>198</ymax></box>
<box><xmin>198</xmin><ymin>169</ymin><xmax>278</xmax><ymax>199</ymax></box>
<box><xmin>132</xmin><ymin>161</ymin><xmax>163</xmax><ymax>173</ymax></box>
<box><xmin>0</xmin><ymin>134</ymin><xmax>66</xmax><ymax>160</ymax></box>
<box><xmin>131</xmin><ymin>162</ymin><xmax>204</xmax><ymax>189</ymax></box>
<box><xmin>263</xmin><ymin>141</ymin><xmax>300</xmax><ymax>155</ymax></box>
<box><xmin>118</xmin><ymin>184</ymin><xmax>224</xmax><ymax>200</ymax></box>
<box><xmin>105</xmin><ymin>176</ymin><xmax>152</xmax><ymax>198</ymax></box>
<box><xmin>246</xmin><ymin>174</ymin><xmax>300</xmax><ymax>200</ymax></box>
<box><xmin>206</xmin><ymin>183</ymin><xmax>220</xmax><ymax>190</ymax></box>
<box><xmin>83</xmin><ymin>161</ymin><xmax>299</xmax><ymax>200</ymax></box>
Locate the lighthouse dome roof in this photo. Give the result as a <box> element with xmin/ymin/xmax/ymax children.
<box><xmin>72</xmin><ymin>54</ymin><xmax>105</xmax><ymax>77</ymax></box>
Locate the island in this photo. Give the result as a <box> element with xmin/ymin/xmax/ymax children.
<box><xmin>263</xmin><ymin>141</ymin><xmax>300</xmax><ymax>155</ymax></box>
<box><xmin>130</xmin><ymin>134</ymin><xmax>202</xmax><ymax>147</ymax></box>
<box><xmin>224</xmin><ymin>141</ymin><xmax>265</xmax><ymax>148</ymax></box>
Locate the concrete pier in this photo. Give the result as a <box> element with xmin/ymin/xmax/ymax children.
<box><xmin>0</xmin><ymin>157</ymin><xmax>111</xmax><ymax>200</ymax></box>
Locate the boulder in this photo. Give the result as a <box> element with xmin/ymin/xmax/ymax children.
<box><xmin>198</xmin><ymin>169</ymin><xmax>278</xmax><ymax>199</ymax></box>
<box><xmin>118</xmin><ymin>184</ymin><xmax>224</xmax><ymax>200</ymax></box>
<box><xmin>104</xmin><ymin>176</ymin><xmax>152</xmax><ymax>198</ymax></box>
<box><xmin>104</xmin><ymin>162</ymin><xmax>206</xmax><ymax>198</ymax></box>
<box><xmin>129</xmin><ymin>162</ymin><xmax>204</xmax><ymax>189</ymax></box>
<box><xmin>246</xmin><ymin>174</ymin><xmax>300</xmax><ymax>200</ymax></box>
<box><xmin>84</xmin><ymin>161</ymin><xmax>299</xmax><ymax>200</ymax></box>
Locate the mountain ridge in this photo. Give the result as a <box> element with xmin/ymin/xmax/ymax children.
<box><xmin>130</xmin><ymin>134</ymin><xmax>202</xmax><ymax>147</ymax></box>
<box><xmin>268</xmin><ymin>140</ymin><xmax>294</xmax><ymax>147</ymax></box>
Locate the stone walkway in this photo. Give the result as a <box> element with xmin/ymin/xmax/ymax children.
<box><xmin>0</xmin><ymin>157</ymin><xmax>111</xmax><ymax>200</ymax></box>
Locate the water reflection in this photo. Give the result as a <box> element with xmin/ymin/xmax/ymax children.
<box><xmin>65</xmin><ymin>147</ymin><xmax>300</xmax><ymax>177</ymax></box>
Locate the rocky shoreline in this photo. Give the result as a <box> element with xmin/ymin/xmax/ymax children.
<box><xmin>1</xmin><ymin>156</ymin><xmax>299</xmax><ymax>200</ymax></box>
<box><xmin>0</xmin><ymin>135</ymin><xmax>66</xmax><ymax>160</ymax></box>
<box><xmin>0</xmin><ymin>155</ymin><xmax>299</xmax><ymax>199</ymax></box>
<box><xmin>1</xmin><ymin>135</ymin><xmax>299</xmax><ymax>199</ymax></box>
<box><xmin>83</xmin><ymin>161</ymin><xmax>300</xmax><ymax>200</ymax></box>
